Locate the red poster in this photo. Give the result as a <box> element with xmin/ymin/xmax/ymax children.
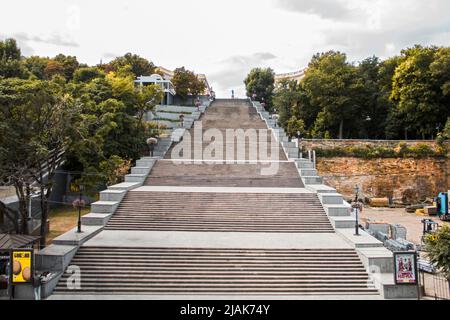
<box><xmin>394</xmin><ymin>252</ymin><xmax>417</xmax><ymax>284</ymax></box>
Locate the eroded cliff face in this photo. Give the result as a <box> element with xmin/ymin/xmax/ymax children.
<box><xmin>317</xmin><ymin>157</ymin><xmax>449</xmax><ymax>203</ymax></box>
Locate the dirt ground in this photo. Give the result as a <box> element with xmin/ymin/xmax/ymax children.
<box><xmin>47</xmin><ymin>206</ymin><xmax>90</xmax><ymax>244</ymax></box>
<box><xmin>360</xmin><ymin>206</ymin><xmax>450</xmax><ymax>300</ymax></box>
<box><xmin>360</xmin><ymin>206</ymin><xmax>449</xmax><ymax>245</ymax></box>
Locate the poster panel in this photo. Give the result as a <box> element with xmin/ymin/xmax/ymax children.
<box><xmin>394</xmin><ymin>251</ymin><xmax>418</xmax><ymax>285</ymax></box>
<box><xmin>10</xmin><ymin>249</ymin><xmax>33</xmax><ymax>284</ymax></box>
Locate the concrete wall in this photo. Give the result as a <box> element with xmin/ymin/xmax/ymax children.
<box><xmin>317</xmin><ymin>157</ymin><xmax>449</xmax><ymax>203</ymax></box>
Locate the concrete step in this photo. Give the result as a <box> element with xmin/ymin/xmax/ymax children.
<box><xmin>81</xmin><ymin>213</ymin><xmax>112</xmax><ymax>226</ymax></box>
<box><xmin>131</xmin><ymin>167</ymin><xmax>151</xmax><ymax>175</ymax></box>
<box><xmin>107</xmin><ymin>182</ymin><xmax>141</xmax><ymax>191</ymax></box>
<box><xmin>296</xmin><ymin>160</ymin><xmax>315</xmax><ymax>169</ymax></box>
<box><xmin>124</xmin><ymin>174</ymin><xmax>147</xmax><ymax>183</ymax></box>
<box><xmin>282</xmin><ymin>142</ymin><xmax>297</xmax><ymax>148</ymax></box>
<box><xmin>305</xmin><ymin>185</ymin><xmax>337</xmax><ymax>194</ymax></box>
<box><xmin>53</xmin><ymin>247</ymin><xmax>378</xmax><ymax>296</ymax></box>
<box><xmin>319</xmin><ymin>193</ymin><xmax>344</xmax><ymax>205</ymax></box>
<box><xmin>136</xmin><ymin>159</ymin><xmax>156</xmax><ymax>167</ymax></box>
<box><xmin>299</xmin><ymin>169</ymin><xmax>318</xmax><ymax>176</ymax></box>
<box><xmin>302</xmin><ymin>176</ymin><xmax>324</xmax><ymax>185</ymax></box>
<box><xmin>51</xmin><ymin>225</ymin><xmax>103</xmax><ymax>246</ymax></box>
<box><xmin>329</xmin><ymin>216</ymin><xmax>356</xmax><ymax>229</ymax></box>
<box><xmin>35</xmin><ymin>245</ymin><xmax>78</xmax><ymax>272</ymax></box>
<box><xmin>336</xmin><ymin>229</ymin><xmax>384</xmax><ymax>249</ymax></box>
<box><xmin>357</xmin><ymin>247</ymin><xmax>394</xmax><ymax>273</ymax></box>
<box><xmin>99</xmin><ymin>189</ymin><xmax>127</xmax><ymax>202</ymax></box>
<box><xmin>323</xmin><ymin>204</ymin><xmax>351</xmax><ymax>217</ymax></box>
<box><xmin>90</xmin><ymin>201</ymin><xmax>119</xmax><ymax>214</ymax></box>
<box><xmin>104</xmin><ymin>191</ymin><xmax>334</xmax><ymax>233</ymax></box>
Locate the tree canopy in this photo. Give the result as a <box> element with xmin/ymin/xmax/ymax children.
<box><xmin>0</xmin><ymin>39</ymin><xmax>164</xmax><ymax>243</ymax></box>
<box><xmin>108</xmin><ymin>53</ymin><xmax>156</xmax><ymax>78</ymax></box>
<box><xmin>171</xmin><ymin>67</ymin><xmax>205</xmax><ymax>100</ymax></box>
<box><xmin>271</xmin><ymin>46</ymin><xmax>450</xmax><ymax>140</ymax></box>
<box><xmin>244</xmin><ymin>67</ymin><xmax>275</xmax><ymax>108</ymax></box>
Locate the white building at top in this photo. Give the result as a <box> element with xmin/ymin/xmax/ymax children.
<box><xmin>135</xmin><ymin>74</ymin><xmax>176</xmax><ymax>105</ymax></box>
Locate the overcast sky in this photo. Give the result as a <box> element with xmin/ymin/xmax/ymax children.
<box><xmin>1</xmin><ymin>0</ymin><xmax>449</xmax><ymax>97</ymax></box>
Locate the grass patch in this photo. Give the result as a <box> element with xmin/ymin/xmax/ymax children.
<box><xmin>47</xmin><ymin>205</ymin><xmax>90</xmax><ymax>244</ymax></box>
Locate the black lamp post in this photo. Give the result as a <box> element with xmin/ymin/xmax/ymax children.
<box><xmin>77</xmin><ymin>184</ymin><xmax>84</xmax><ymax>233</ymax></box>
<box><xmin>273</xmin><ymin>109</ymin><xmax>278</xmax><ymax>128</ymax></box>
<box><xmin>352</xmin><ymin>185</ymin><xmax>361</xmax><ymax>236</ymax></box>
<box><xmin>297</xmin><ymin>130</ymin><xmax>302</xmax><ymax>158</ymax></box>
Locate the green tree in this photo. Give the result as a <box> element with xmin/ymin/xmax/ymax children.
<box><xmin>0</xmin><ymin>38</ymin><xmax>28</xmax><ymax>78</ymax></box>
<box><xmin>0</xmin><ymin>78</ymin><xmax>76</xmax><ymax>245</ymax></box>
<box><xmin>171</xmin><ymin>67</ymin><xmax>205</xmax><ymax>101</ymax></box>
<box><xmin>356</xmin><ymin>56</ymin><xmax>389</xmax><ymax>139</ymax></box>
<box><xmin>273</xmin><ymin>79</ymin><xmax>301</xmax><ymax>128</ymax></box>
<box><xmin>391</xmin><ymin>45</ymin><xmax>449</xmax><ymax>139</ymax></box>
<box><xmin>44</xmin><ymin>60</ymin><xmax>65</xmax><ymax>80</ymax></box>
<box><xmin>22</xmin><ymin>56</ymin><xmax>50</xmax><ymax>80</ymax></box>
<box><xmin>286</xmin><ymin>116</ymin><xmax>306</xmax><ymax>139</ymax></box>
<box><xmin>378</xmin><ymin>56</ymin><xmax>405</xmax><ymax>139</ymax></box>
<box><xmin>244</xmin><ymin>67</ymin><xmax>275</xmax><ymax>108</ymax></box>
<box><xmin>302</xmin><ymin>51</ymin><xmax>363</xmax><ymax>139</ymax></box>
<box><xmin>424</xmin><ymin>225</ymin><xmax>450</xmax><ymax>281</ymax></box>
<box><xmin>134</xmin><ymin>84</ymin><xmax>164</xmax><ymax>124</ymax></box>
<box><xmin>73</xmin><ymin>67</ymin><xmax>105</xmax><ymax>83</ymax></box>
<box><xmin>109</xmin><ymin>53</ymin><xmax>155</xmax><ymax>78</ymax></box>
<box><xmin>54</xmin><ymin>54</ymin><xmax>80</xmax><ymax>80</ymax></box>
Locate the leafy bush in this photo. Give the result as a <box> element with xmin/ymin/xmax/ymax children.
<box><xmin>314</xmin><ymin>143</ymin><xmax>446</xmax><ymax>159</ymax></box>
<box><xmin>424</xmin><ymin>225</ymin><xmax>450</xmax><ymax>280</ymax></box>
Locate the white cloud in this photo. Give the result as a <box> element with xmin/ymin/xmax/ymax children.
<box><xmin>209</xmin><ymin>52</ymin><xmax>277</xmax><ymax>97</ymax></box>
<box><xmin>0</xmin><ymin>0</ymin><xmax>449</xmax><ymax>96</ymax></box>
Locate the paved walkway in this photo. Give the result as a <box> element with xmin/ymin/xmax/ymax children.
<box><xmin>83</xmin><ymin>230</ymin><xmax>350</xmax><ymax>249</ymax></box>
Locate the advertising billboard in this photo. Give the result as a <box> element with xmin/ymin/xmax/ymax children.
<box><xmin>394</xmin><ymin>251</ymin><xmax>418</xmax><ymax>285</ymax></box>
<box><xmin>10</xmin><ymin>249</ymin><xmax>33</xmax><ymax>284</ymax></box>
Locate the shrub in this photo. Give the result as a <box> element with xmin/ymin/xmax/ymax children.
<box><xmin>314</xmin><ymin>143</ymin><xmax>445</xmax><ymax>159</ymax></box>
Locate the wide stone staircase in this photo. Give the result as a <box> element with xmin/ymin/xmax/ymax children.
<box><xmin>53</xmin><ymin>247</ymin><xmax>378</xmax><ymax>295</ymax></box>
<box><xmin>47</xmin><ymin>99</ymin><xmax>387</xmax><ymax>299</ymax></box>
<box><xmin>104</xmin><ymin>190</ymin><xmax>333</xmax><ymax>233</ymax></box>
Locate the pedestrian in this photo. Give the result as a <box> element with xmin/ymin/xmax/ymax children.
<box><xmin>231</xmin><ymin>89</ymin><xmax>234</xmax><ymax>99</ymax></box>
<box><xmin>195</xmin><ymin>98</ymin><xmax>201</xmax><ymax>111</ymax></box>
<box><xmin>33</xmin><ymin>273</ymin><xmax>42</xmax><ymax>300</ymax></box>
<box><xmin>252</xmin><ymin>92</ymin><xmax>257</xmax><ymax>101</ymax></box>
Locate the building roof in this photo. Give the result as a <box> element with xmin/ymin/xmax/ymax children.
<box><xmin>275</xmin><ymin>68</ymin><xmax>307</xmax><ymax>83</ymax></box>
<box><xmin>0</xmin><ymin>234</ymin><xmax>39</xmax><ymax>251</ymax></box>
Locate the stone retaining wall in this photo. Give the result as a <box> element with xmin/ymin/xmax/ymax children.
<box><xmin>300</xmin><ymin>139</ymin><xmax>450</xmax><ymax>151</ymax></box>
<box><xmin>317</xmin><ymin>157</ymin><xmax>449</xmax><ymax>203</ymax></box>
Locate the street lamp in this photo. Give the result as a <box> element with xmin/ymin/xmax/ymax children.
<box><xmin>352</xmin><ymin>185</ymin><xmax>362</xmax><ymax>236</ymax></box>
<box><xmin>297</xmin><ymin>130</ymin><xmax>302</xmax><ymax>158</ymax></box>
<box><xmin>73</xmin><ymin>184</ymin><xmax>85</xmax><ymax>233</ymax></box>
<box><xmin>273</xmin><ymin>109</ymin><xmax>278</xmax><ymax>128</ymax></box>
<box><xmin>147</xmin><ymin>137</ymin><xmax>158</xmax><ymax>157</ymax></box>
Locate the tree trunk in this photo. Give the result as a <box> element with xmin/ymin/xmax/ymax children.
<box><xmin>14</xmin><ymin>181</ymin><xmax>29</xmax><ymax>234</ymax></box>
<box><xmin>39</xmin><ymin>186</ymin><xmax>48</xmax><ymax>248</ymax></box>
<box><xmin>0</xmin><ymin>201</ymin><xmax>20</xmax><ymax>233</ymax></box>
<box><xmin>338</xmin><ymin>119</ymin><xmax>344</xmax><ymax>139</ymax></box>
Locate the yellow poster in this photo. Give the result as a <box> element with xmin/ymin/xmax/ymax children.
<box><xmin>11</xmin><ymin>250</ymin><xmax>33</xmax><ymax>284</ymax></box>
